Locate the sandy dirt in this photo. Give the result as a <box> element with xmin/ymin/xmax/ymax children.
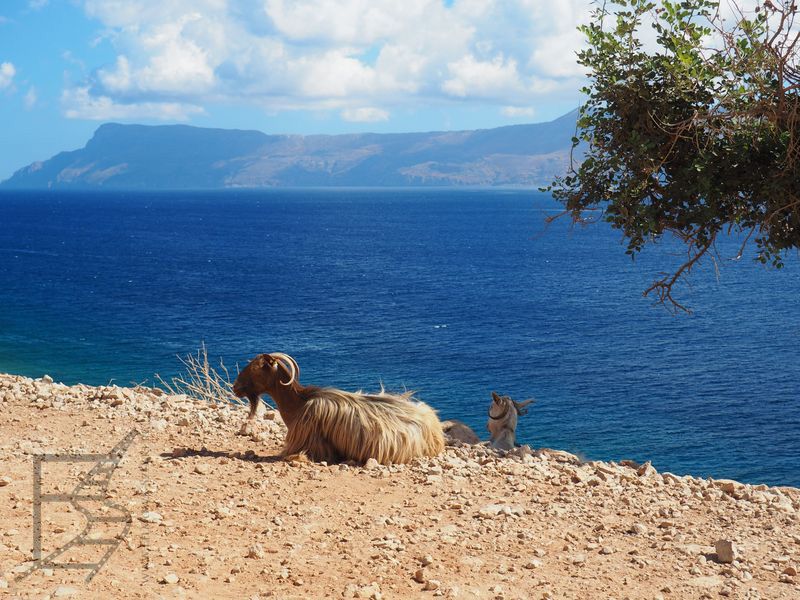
<box><xmin>0</xmin><ymin>373</ymin><xmax>798</xmax><ymax>600</ymax></box>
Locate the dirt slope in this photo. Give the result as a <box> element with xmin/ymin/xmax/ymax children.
<box><xmin>0</xmin><ymin>373</ymin><xmax>798</xmax><ymax>599</ymax></box>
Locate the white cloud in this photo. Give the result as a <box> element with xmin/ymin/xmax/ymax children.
<box><xmin>67</xmin><ymin>0</ymin><xmax>595</xmax><ymax>121</ymax></box>
<box><xmin>24</xmin><ymin>86</ymin><xmax>37</xmax><ymax>109</ymax></box>
<box><xmin>62</xmin><ymin>86</ymin><xmax>204</xmax><ymax>120</ymax></box>
<box><xmin>530</xmin><ymin>30</ymin><xmax>587</xmax><ymax>78</ymax></box>
<box><xmin>295</xmin><ymin>51</ymin><xmax>379</xmax><ymax>98</ymax></box>
<box><xmin>443</xmin><ymin>54</ymin><xmax>525</xmax><ymax>100</ymax></box>
<box><xmin>0</xmin><ymin>62</ymin><xmax>15</xmax><ymax>90</ymax></box>
<box><xmin>29</xmin><ymin>0</ymin><xmax>49</xmax><ymax>9</ymax></box>
<box><xmin>341</xmin><ymin>106</ymin><xmax>389</xmax><ymax>122</ymax></box>
<box><xmin>502</xmin><ymin>105</ymin><xmax>534</xmax><ymax>118</ymax></box>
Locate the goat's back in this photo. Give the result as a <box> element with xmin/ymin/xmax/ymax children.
<box><xmin>284</xmin><ymin>388</ymin><xmax>444</xmax><ymax>464</ymax></box>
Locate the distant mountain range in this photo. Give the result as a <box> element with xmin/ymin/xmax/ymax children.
<box><xmin>2</xmin><ymin>109</ymin><xmax>579</xmax><ymax>189</ymax></box>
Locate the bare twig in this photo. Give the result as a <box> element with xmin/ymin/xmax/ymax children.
<box><xmin>643</xmin><ymin>229</ymin><xmax>719</xmax><ymax>313</ymax></box>
<box><xmin>155</xmin><ymin>342</ymin><xmax>244</xmax><ymax>406</ymax></box>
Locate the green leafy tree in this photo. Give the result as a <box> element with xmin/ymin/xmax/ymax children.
<box><xmin>548</xmin><ymin>0</ymin><xmax>800</xmax><ymax>311</ymax></box>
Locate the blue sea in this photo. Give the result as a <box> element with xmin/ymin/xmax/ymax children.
<box><xmin>1</xmin><ymin>189</ymin><xmax>798</xmax><ymax>487</ymax></box>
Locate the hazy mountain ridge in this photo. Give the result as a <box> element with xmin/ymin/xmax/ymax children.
<box><xmin>2</xmin><ymin>110</ymin><xmax>579</xmax><ymax>189</ymax></box>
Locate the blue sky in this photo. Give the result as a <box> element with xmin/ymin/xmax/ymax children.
<box><xmin>0</xmin><ymin>0</ymin><xmax>592</xmax><ymax>180</ymax></box>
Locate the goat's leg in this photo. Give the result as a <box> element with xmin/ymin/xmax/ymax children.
<box><xmin>283</xmin><ymin>432</ymin><xmax>340</xmax><ymax>463</ymax></box>
<box><xmin>237</xmin><ymin>395</ymin><xmax>260</xmax><ymax>436</ymax></box>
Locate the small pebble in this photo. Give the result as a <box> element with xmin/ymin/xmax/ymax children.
<box><xmin>247</xmin><ymin>543</ymin><xmax>265</xmax><ymax>559</ymax></box>
<box><xmin>715</xmin><ymin>540</ymin><xmax>737</xmax><ymax>564</ymax></box>
<box><xmin>139</xmin><ymin>511</ymin><xmax>163</xmax><ymax>523</ymax></box>
<box><xmin>630</xmin><ymin>523</ymin><xmax>648</xmax><ymax>535</ymax></box>
<box><xmin>524</xmin><ymin>559</ymin><xmax>543</xmax><ymax>569</ymax></box>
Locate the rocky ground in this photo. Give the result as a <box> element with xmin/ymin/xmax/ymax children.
<box><xmin>0</xmin><ymin>373</ymin><xmax>798</xmax><ymax>600</ymax></box>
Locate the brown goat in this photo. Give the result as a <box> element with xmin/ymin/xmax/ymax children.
<box><xmin>232</xmin><ymin>353</ymin><xmax>445</xmax><ymax>464</ymax></box>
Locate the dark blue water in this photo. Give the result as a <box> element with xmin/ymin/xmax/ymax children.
<box><xmin>1</xmin><ymin>189</ymin><xmax>798</xmax><ymax>486</ymax></box>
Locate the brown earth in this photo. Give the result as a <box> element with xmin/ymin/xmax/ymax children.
<box><xmin>0</xmin><ymin>373</ymin><xmax>798</xmax><ymax>600</ymax></box>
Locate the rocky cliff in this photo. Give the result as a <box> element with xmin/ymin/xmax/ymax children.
<box><xmin>1</xmin><ymin>111</ymin><xmax>579</xmax><ymax>190</ymax></box>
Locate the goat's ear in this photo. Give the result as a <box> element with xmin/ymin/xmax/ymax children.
<box><xmin>491</xmin><ymin>391</ymin><xmax>501</xmax><ymax>402</ymax></box>
<box><xmin>516</xmin><ymin>399</ymin><xmax>534</xmax><ymax>415</ymax></box>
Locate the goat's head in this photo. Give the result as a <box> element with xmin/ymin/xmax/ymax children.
<box><xmin>233</xmin><ymin>353</ymin><xmax>300</xmax><ymax>399</ymax></box>
<box><xmin>490</xmin><ymin>391</ymin><xmax>534</xmax><ymax>419</ymax></box>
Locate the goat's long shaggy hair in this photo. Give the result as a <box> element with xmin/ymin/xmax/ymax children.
<box><xmin>286</xmin><ymin>387</ymin><xmax>444</xmax><ymax>464</ymax></box>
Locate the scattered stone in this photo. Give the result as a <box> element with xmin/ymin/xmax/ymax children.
<box><xmin>478</xmin><ymin>504</ymin><xmax>524</xmax><ymax>518</ymax></box>
<box><xmin>637</xmin><ymin>461</ymin><xmax>657</xmax><ymax>477</ymax></box>
<box><xmin>247</xmin><ymin>543</ymin><xmax>265</xmax><ymax>559</ymax></box>
<box><xmin>42</xmin><ymin>374</ymin><xmax>54</xmax><ymax>383</ymax></box>
<box><xmin>571</xmin><ymin>553</ymin><xmax>587</xmax><ymax>565</ymax></box>
<box><xmin>715</xmin><ymin>479</ymin><xmax>739</xmax><ymax>494</ymax></box>
<box><xmin>2</xmin><ymin>371</ymin><xmax>799</xmax><ymax>600</ymax></box>
<box><xmin>364</xmin><ymin>458</ymin><xmax>380</xmax><ymax>470</ymax></box>
<box><xmin>715</xmin><ymin>540</ymin><xmax>737</xmax><ymax>564</ymax></box>
<box><xmin>53</xmin><ymin>586</ymin><xmax>78</xmax><ymax>597</ymax></box>
<box><xmin>346</xmin><ymin>582</ymin><xmax>382</xmax><ymax>599</ymax></box>
<box><xmin>139</xmin><ymin>511</ymin><xmax>163</xmax><ymax>523</ymax></box>
<box><xmin>524</xmin><ymin>559</ymin><xmax>543</xmax><ymax>569</ymax></box>
<box><xmin>629</xmin><ymin>523</ymin><xmax>648</xmax><ymax>535</ymax></box>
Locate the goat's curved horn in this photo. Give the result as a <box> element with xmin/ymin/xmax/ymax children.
<box><xmin>277</xmin><ymin>353</ymin><xmax>300</xmax><ymax>381</ymax></box>
<box><xmin>269</xmin><ymin>353</ymin><xmax>297</xmax><ymax>386</ymax></box>
<box><xmin>287</xmin><ymin>354</ymin><xmax>300</xmax><ymax>380</ymax></box>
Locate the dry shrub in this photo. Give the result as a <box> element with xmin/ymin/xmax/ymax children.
<box><xmin>156</xmin><ymin>342</ymin><xmax>244</xmax><ymax>406</ymax></box>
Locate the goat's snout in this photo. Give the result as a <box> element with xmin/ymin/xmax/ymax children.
<box><xmin>232</xmin><ymin>369</ymin><xmax>253</xmax><ymax>398</ymax></box>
